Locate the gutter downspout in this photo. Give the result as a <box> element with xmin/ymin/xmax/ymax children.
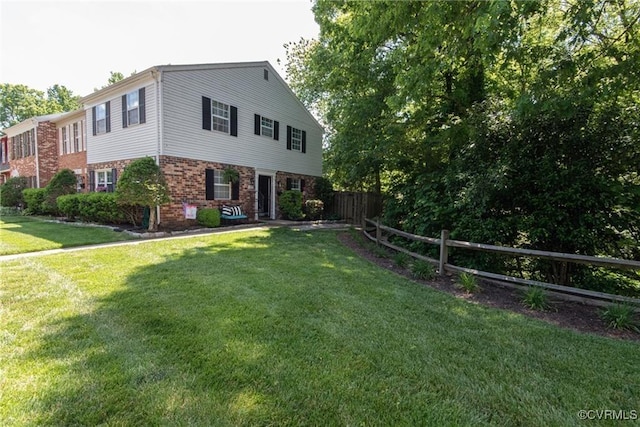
<box><xmin>154</xmin><ymin>69</ymin><xmax>163</xmax><ymax>225</ymax></box>
<box><xmin>33</xmin><ymin>119</ymin><xmax>40</xmax><ymax>188</ymax></box>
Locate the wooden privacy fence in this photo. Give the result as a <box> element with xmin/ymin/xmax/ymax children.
<box><xmin>331</xmin><ymin>192</ymin><xmax>383</xmax><ymax>225</ymax></box>
<box><xmin>363</xmin><ymin>218</ymin><xmax>640</xmax><ymax>308</ymax></box>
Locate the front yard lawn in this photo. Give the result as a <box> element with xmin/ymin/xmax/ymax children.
<box><xmin>0</xmin><ymin>215</ymin><xmax>135</xmax><ymax>255</ymax></box>
<box><xmin>1</xmin><ymin>228</ymin><xmax>638</xmax><ymax>425</ymax></box>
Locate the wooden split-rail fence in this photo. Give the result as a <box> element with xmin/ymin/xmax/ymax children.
<box><xmin>363</xmin><ymin>218</ymin><xmax>640</xmax><ymax>309</ymax></box>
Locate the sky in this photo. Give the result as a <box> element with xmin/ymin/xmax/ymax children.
<box><xmin>0</xmin><ymin>0</ymin><xmax>319</xmax><ymax>97</ymax></box>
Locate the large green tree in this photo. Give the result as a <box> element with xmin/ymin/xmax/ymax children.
<box><xmin>287</xmin><ymin>0</ymin><xmax>640</xmax><ymax>291</ymax></box>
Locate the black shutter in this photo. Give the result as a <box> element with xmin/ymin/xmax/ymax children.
<box><xmin>122</xmin><ymin>95</ymin><xmax>128</xmax><ymax>128</ymax></box>
<box><xmin>110</xmin><ymin>168</ymin><xmax>118</xmax><ymax>192</ymax></box>
<box><xmin>92</xmin><ymin>106</ymin><xmax>97</xmax><ymax>136</ymax></box>
<box><xmin>302</xmin><ymin>130</ymin><xmax>307</xmax><ymax>153</ymax></box>
<box><xmin>88</xmin><ymin>170</ymin><xmax>95</xmax><ymax>192</ymax></box>
<box><xmin>231</xmin><ymin>180</ymin><xmax>240</xmax><ymax>200</ymax></box>
<box><xmin>301</xmin><ymin>179</ymin><xmax>306</xmax><ymax>192</ymax></box>
<box><xmin>230</xmin><ymin>106</ymin><xmax>238</xmax><ymax>136</ymax></box>
<box><xmin>286</xmin><ymin>126</ymin><xmax>292</xmax><ymax>150</ymax></box>
<box><xmin>105</xmin><ymin>101</ymin><xmax>111</xmax><ymax>133</ymax></box>
<box><xmin>202</xmin><ymin>97</ymin><xmax>211</xmax><ymax>130</ymax></box>
<box><xmin>273</xmin><ymin>121</ymin><xmax>279</xmax><ymax>140</ymax></box>
<box><xmin>254</xmin><ymin>114</ymin><xmax>261</xmax><ymax>135</ymax></box>
<box><xmin>205</xmin><ymin>168</ymin><xmax>215</xmax><ymax>200</ymax></box>
<box><xmin>139</xmin><ymin>87</ymin><xmax>146</xmax><ymax>124</ymax></box>
<box><xmin>286</xmin><ymin>178</ymin><xmax>292</xmax><ymax>190</ymax></box>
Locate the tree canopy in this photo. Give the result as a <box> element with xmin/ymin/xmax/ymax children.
<box><xmin>0</xmin><ymin>83</ymin><xmax>80</xmax><ymax>130</ymax></box>
<box><xmin>286</xmin><ymin>0</ymin><xmax>640</xmax><ymax>291</ymax></box>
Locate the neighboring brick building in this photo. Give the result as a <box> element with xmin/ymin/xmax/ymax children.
<box><xmin>3</xmin><ymin>113</ymin><xmax>64</xmax><ymax>188</ymax></box>
<box><xmin>2</xmin><ymin>62</ymin><xmax>323</xmax><ymax>226</ymax></box>
<box><xmin>2</xmin><ymin>110</ymin><xmax>87</xmax><ymax>191</ymax></box>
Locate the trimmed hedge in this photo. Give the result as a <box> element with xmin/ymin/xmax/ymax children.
<box><xmin>196</xmin><ymin>208</ymin><xmax>221</xmax><ymax>228</ymax></box>
<box><xmin>304</xmin><ymin>199</ymin><xmax>324</xmax><ymax>220</ymax></box>
<box><xmin>279</xmin><ymin>190</ymin><xmax>304</xmax><ymax>220</ymax></box>
<box><xmin>23</xmin><ymin>188</ymin><xmax>48</xmax><ymax>215</ymax></box>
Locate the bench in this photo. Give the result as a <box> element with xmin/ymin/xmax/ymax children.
<box><xmin>220</xmin><ymin>205</ymin><xmax>248</xmax><ymax>224</ymax></box>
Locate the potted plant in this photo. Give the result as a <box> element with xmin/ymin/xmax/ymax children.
<box><xmin>222</xmin><ymin>167</ymin><xmax>239</xmax><ymax>184</ymax></box>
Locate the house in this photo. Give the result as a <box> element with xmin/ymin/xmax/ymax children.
<box><xmin>1</xmin><ymin>110</ymin><xmax>87</xmax><ymax>191</ymax></box>
<box><xmin>80</xmin><ymin>61</ymin><xmax>323</xmax><ymax>224</ymax></box>
<box><xmin>0</xmin><ymin>135</ymin><xmax>9</xmax><ymax>184</ymax></box>
<box><xmin>2</xmin><ymin>113</ymin><xmax>65</xmax><ymax>188</ymax></box>
<box><xmin>55</xmin><ymin>109</ymin><xmax>88</xmax><ymax>192</ymax></box>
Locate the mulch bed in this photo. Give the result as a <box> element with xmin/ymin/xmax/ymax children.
<box><xmin>337</xmin><ymin>231</ymin><xmax>640</xmax><ymax>342</ymax></box>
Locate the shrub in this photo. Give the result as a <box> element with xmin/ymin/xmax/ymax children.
<box><xmin>411</xmin><ymin>260</ymin><xmax>436</xmax><ymax>280</ymax></box>
<box><xmin>22</xmin><ymin>188</ymin><xmax>47</xmax><ymax>215</ymax></box>
<box><xmin>456</xmin><ymin>272</ymin><xmax>480</xmax><ymax>293</ymax></box>
<box><xmin>0</xmin><ymin>176</ymin><xmax>28</xmax><ymax>207</ymax></box>
<box><xmin>78</xmin><ymin>192</ymin><xmax>126</xmax><ymax>224</ymax></box>
<box><xmin>521</xmin><ymin>287</ymin><xmax>549</xmax><ymax>311</ymax></box>
<box><xmin>393</xmin><ymin>252</ymin><xmax>410</xmax><ymax>268</ymax></box>
<box><xmin>279</xmin><ymin>190</ymin><xmax>304</xmax><ymax>220</ymax></box>
<box><xmin>304</xmin><ymin>199</ymin><xmax>324</xmax><ymax>220</ymax></box>
<box><xmin>314</xmin><ymin>177</ymin><xmax>334</xmax><ymax>210</ymax></box>
<box><xmin>600</xmin><ymin>304</ymin><xmax>639</xmax><ymax>331</ymax></box>
<box><xmin>43</xmin><ymin>169</ymin><xmax>76</xmax><ymax>214</ymax></box>
<box><xmin>57</xmin><ymin>194</ymin><xmax>81</xmax><ymax>220</ymax></box>
<box><xmin>196</xmin><ymin>208</ymin><xmax>221</xmax><ymax>228</ymax></box>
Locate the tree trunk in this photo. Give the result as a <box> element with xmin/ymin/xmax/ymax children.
<box><xmin>148</xmin><ymin>206</ymin><xmax>157</xmax><ymax>232</ymax></box>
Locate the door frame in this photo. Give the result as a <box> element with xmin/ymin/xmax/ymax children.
<box><xmin>255</xmin><ymin>169</ymin><xmax>276</xmax><ymax>220</ymax></box>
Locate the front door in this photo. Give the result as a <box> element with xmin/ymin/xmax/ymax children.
<box><xmin>258</xmin><ymin>175</ymin><xmax>272</xmax><ymax>218</ymax></box>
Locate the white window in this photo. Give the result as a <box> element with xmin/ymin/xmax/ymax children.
<box><xmin>291</xmin><ymin>127</ymin><xmax>302</xmax><ymax>151</ymax></box>
<box><xmin>73</xmin><ymin>122</ymin><xmax>81</xmax><ymax>152</ymax></box>
<box><xmin>96</xmin><ymin>103</ymin><xmax>107</xmax><ymax>134</ymax></box>
<box><xmin>214</xmin><ymin>169</ymin><xmax>231</xmax><ymax>199</ymax></box>
<box><xmin>211</xmin><ymin>100</ymin><xmax>230</xmax><ymax>133</ymax></box>
<box><xmin>290</xmin><ymin>178</ymin><xmax>301</xmax><ymax>191</ymax></box>
<box><xmin>96</xmin><ymin>170</ymin><xmax>113</xmax><ymax>192</ymax></box>
<box><xmin>62</xmin><ymin>127</ymin><xmax>69</xmax><ymax>154</ymax></box>
<box><xmin>126</xmin><ymin>90</ymin><xmax>139</xmax><ymax>125</ymax></box>
<box><xmin>261</xmin><ymin>116</ymin><xmax>273</xmax><ymax>138</ymax></box>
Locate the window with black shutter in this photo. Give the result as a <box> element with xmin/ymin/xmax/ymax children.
<box><xmin>202</xmin><ymin>97</ymin><xmax>237</xmax><ymax>137</ymax></box>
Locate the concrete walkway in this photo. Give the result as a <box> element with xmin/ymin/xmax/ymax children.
<box><xmin>0</xmin><ymin>220</ymin><xmax>351</xmax><ymax>261</ymax></box>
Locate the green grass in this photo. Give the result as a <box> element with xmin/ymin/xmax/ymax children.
<box><xmin>1</xmin><ymin>228</ymin><xmax>639</xmax><ymax>425</ymax></box>
<box><xmin>0</xmin><ymin>215</ymin><xmax>135</xmax><ymax>255</ymax></box>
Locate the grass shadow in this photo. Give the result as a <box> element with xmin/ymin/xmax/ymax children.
<box><xmin>5</xmin><ymin>228</ymin><xmax>640</xmax><ymax>425</ymax></box>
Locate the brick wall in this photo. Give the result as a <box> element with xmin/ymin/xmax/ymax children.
<box><xmin>36</xmin><ymin>121</ymin><xmax>59</xmax><ymax>187</ymax></box>
<box><xmin>9</xmin><ymin>158</ymin><xmax>37</xmax><ymax>183</ymax></box>
<box><xmin>59</xmin><ymin>151</ymin><xmax>88</xmax><ymax>192</ymax></box>
<box><xmin>159</xmin><ymin>155</ymin><xmax>256</xmax><ymax>225</ymax></box>
<box><xmin>88</xmin><ymin>155</ymin><xmax>321</xmax><ymax>227</ymax></box>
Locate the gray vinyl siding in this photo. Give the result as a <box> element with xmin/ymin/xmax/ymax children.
<box><xmin>161</xmin><ymin>66</ymin><xmax>322</xmax><ymax>176</ymax></box>
<box><xmin>86</xmin><ymin>80</ymin><xmax>157</xmax><ymax>164</ymax></box>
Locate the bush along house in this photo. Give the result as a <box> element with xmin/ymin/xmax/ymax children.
<box><xmin>80</xmin><ymin>61</ymin><xmax>323</xmax><ymax>226</ymax></box>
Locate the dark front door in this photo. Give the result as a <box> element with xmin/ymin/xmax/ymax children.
<box><xmin>258</xmin><ymin>175</ymin><xmax>271</xmax><ymax>218</ymax></box>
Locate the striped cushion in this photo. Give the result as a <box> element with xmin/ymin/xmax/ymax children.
<box><xmin>221</xmin><ymin>205</ymin><xmax>244</xmax><ymax>217</ymax></box>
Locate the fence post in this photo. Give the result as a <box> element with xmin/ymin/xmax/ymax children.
<box><xmin>376</xmin><ymin>217</ymin><xmax>381</xmax><ymax>246</ymax></box>
<box><xmin>439</xmin><ymin>229</ymin><xmax>449</xmax><ymax>275</ymax></box>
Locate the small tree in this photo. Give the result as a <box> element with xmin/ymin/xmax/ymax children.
<box><xmin>43</xmin><ymin>169</ymin><xmax>76</xmax><ymax>214</ymax></box>
<box><xmin>0</xmin><ymin>176</ymin><xmax>28</xmax><ymax>208</ymax></box>
<box><xmin>116</xmin><ymin>157</ymin><xmax>170</xmax><ymax>231</ymax></box>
